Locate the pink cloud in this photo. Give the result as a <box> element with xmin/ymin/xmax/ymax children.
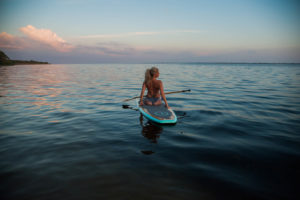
<box><xmin>0</xmin><ymin>32</ymin><xmax>26</xmax><ymax>49</ymax></box>
<box><xmin>19</xmin><ymin>25</ymin><xmax>74</xmax><ymax>52</ymax></box>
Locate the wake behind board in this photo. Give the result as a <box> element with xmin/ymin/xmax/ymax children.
<box><xmin>136</xmin><ymin>99</ymin><xmax>177</xmax><ymax>124</ymax></box>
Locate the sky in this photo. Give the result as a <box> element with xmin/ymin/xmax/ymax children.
<box><xmin>0</xmin><ymin>0</ymin><xmax>299</xmax><ymax>63</ymax></box>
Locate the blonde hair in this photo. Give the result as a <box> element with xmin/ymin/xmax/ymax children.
<box><xmin>144</xmin><ymin>67</ymin><xmax>159</xmax><ymax>85</ymax></box>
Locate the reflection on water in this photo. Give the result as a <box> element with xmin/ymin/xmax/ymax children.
<box><xmin>139</xmin><ymin>114</ymin><xmax>163</xmax><ymax>155</ymax></box>
<box><xmin>0</xmin><ymin>65</ymin><xmax>70</xmax><ymax>114</ymax></box>
<box><xmin>140</xmin><ymin>114</ymin><xmax>163</xmax><ymax>155</ymax></box>
<box><xmin>1</xmin><ymin>64</ymin><xmax>300</xmax><ymax>200</ymax></box>
<box><xmin>139</xmin><ymin>114</ymin><xmax>163</xmax><ymax>143</ymax></box>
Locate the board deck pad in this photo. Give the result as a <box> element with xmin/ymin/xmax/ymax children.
<box><xmin>137</xmin><ymin>100</ymin><xmax>177</xmax><ymax>124</ymax></box>
<box><xmin>141</xmin><ymin>104</ymin><xmax>173</xmax><ymax>120</ymax></box>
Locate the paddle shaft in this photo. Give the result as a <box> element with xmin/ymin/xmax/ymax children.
<box><xmin>123</xmin><ymin>89</ymin><xmax>191</xmax><ymax>102</ymax></box>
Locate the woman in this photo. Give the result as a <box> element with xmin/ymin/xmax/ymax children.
<box><xmin>139</xmin><ymin>67</ymin><xmax>170</xmax><ymax>109</ymax></box>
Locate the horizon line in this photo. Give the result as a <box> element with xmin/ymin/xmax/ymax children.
<box><xmin>47</xmin><ymin>62</ymin><xmax>300</xmax><ymax>65</ymax></box>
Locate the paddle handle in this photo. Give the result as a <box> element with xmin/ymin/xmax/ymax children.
<box><xmin>123</xmin><ymin>89</ymin><xmax>191</xmax><ymax>102</ymax></box>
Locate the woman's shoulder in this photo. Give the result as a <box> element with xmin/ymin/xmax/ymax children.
<box><xmin>155</xmin><ymin>79</ymin><xmax>162</xmax><ymax>86</ymax></box>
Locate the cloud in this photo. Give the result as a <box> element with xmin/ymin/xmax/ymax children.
<box><xmin>74</xmin><ymin>41</ymin><xmax>137</xmax><ymax>57</ymax></box>
<box><xmin>2</xmin><ymin>26</ymin><xmax>299</xmax><ymax>63</ymax></box>
<box><xmin>77</xmin><ymin>30</ymin><xmax>202</xmax><ymax>39</ymax></box>
<box><xmin>78</xmin><ymin>32</ymin><xmax>158</xmax><ymax>39</ymax></box>
<box><xmin>0</xmin><ymin>32</ymin><xmax>26</xmax><ymax>49</ymax></box>
<box><xmin>19</xmin><ymin>25</ymin><xmax>74</xmax><ymax>52</ymax></box>
<box><xmin>1</xmin><ymin>27</ymin><xmax>202</xmax><ymax>56</ymax></box>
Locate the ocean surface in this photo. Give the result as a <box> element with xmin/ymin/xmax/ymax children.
<box><xmin>0</xmin><ymin>63</ymin><xmax>299</xmax><ymax>200</ymax></box>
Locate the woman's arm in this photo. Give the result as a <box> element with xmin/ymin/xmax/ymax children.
<box><xmin>159</xmin><ymin>81</ymin><xmax>170</xmax><ymax>109</ymax></box>
<box><xmin>139</xmin><ymin>82</ymin><xmax>146</xmax><ymax>105</ymax></box>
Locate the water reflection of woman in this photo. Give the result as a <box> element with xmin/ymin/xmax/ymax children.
<box><xmin>139</xmin><ymin>114</ymin><xmax>163</xmax><ymax>144</ymax></box>
<box><xmin>139</xmin><ymin>114</ymin><xmax>163</xmax><ymax>155</ymax></box>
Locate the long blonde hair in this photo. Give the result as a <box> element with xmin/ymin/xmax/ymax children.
<box><xmin>144</xmin><ymin>67</ymin><xmax>159</xmax><ymax>85</ymax></box>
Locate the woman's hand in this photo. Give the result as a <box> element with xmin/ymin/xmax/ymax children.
<box><xmin>165</xmin><ymin>104</ymin><xmax>170</xmax><ymax>109</ymax></box>
<box><xmin>140</xmin><ymin>101</ymin><xmax>144</xmax><ymax>106</ymax></box>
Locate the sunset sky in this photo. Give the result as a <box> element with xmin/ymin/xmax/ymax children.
<box><xmin>0</xmin><ymin>0</ymin><xmax>299</xmax><ymax>63</ymax></box>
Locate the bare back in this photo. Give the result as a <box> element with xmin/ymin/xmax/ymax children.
<box><xmin>145</xmin><ymin>79</ymin><xmax>161</xmax><ymax>98</ymax></box>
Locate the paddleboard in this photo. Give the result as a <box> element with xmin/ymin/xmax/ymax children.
<box><xmin>136</xmin><ymin>99</ymin><xmax>177</xmax><ymax>124</ymax></box>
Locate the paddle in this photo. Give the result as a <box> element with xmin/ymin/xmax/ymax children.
<box><xmin>122</xmin><ymin>104</ymin><xmax>138</xmax><ymax>111</ymax></box>
<box><xmin>123</xmin><ymin>89</ymin><xmax>191</xmax><ymax>102</ymax></box>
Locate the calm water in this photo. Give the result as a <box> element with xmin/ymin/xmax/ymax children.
<box><xmin>1</xmin><ymin>64</ymin><xmax>300</xmax><ymax>200</ymax></box>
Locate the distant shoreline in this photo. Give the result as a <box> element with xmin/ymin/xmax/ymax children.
<box><xmin>0</xmin><ymin>59</ymin><xmax>49</xmax><ymax>66</ymax></box>
<box><xmin>5</xmin><ymin>60</ymin><xmax>49</xmax><ymax>66</ymax></box>
<box><xmin>0</xmin><ymin>50</ymin><xmax>49</xmax><ymax>66</ymax></box>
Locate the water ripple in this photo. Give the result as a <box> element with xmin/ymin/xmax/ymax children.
<box><xmin>1</xmin><ymin>64</ymin><xmax>300</xmax><ymax>200</ymax></box>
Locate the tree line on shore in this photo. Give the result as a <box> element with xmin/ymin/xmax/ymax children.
<box><xmin>0</xmin><ymin>50</ymin><xmax>49</xmax><ymax>66</ymax></box>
